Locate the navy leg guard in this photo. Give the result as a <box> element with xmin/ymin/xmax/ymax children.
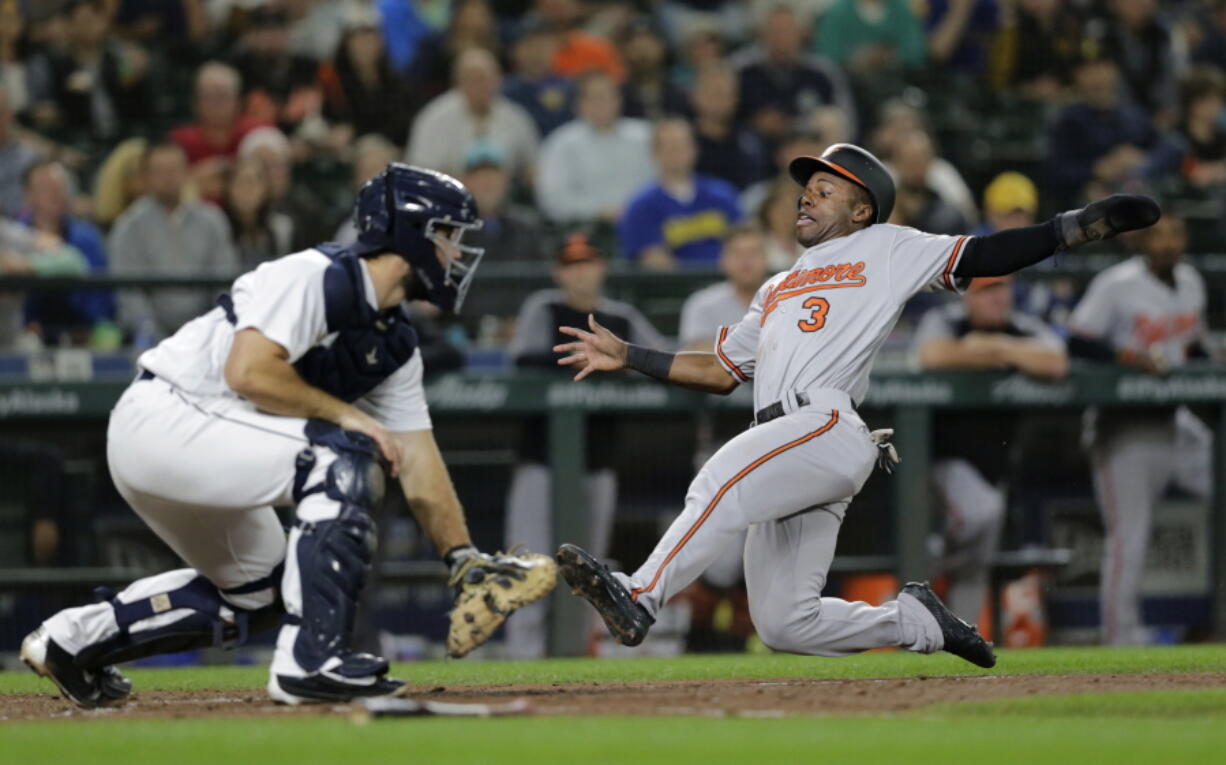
<box><xmin>77</xmin><ymin>570</ymin><xmax>283</xmax><ymax>670</ymax></box>
<box><xmin>290</xmin><ymin>428</ymin><xmax>386</xmax><ymax>674</ymax></box>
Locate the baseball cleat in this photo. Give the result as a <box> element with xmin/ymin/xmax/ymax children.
<box><xmin>269</xmin><ymin>653</ymin><xmax>405</xmax><ymax>705</ymax></box>
<box><xmin>901</xmin><ymin>582</ymin><xmax>996</xmax><ymax>668</ymax></box>
<box><xmin>556</xmin><ymin>543</ymin><xmax>653</xmax><ymax>646</ymax></box>
<box><xmin>21</xmin><ymin>625</ymin><xmax>132</xmax><ymax>709</ymax></box>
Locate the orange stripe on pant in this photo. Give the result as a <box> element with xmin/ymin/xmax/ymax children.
<box><xmin>631</xmin><ymin>410</ymin><xmax>841</xmax><ymax>601</ymax></box>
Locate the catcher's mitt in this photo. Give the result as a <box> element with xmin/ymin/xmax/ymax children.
<box><xmin>447</xmin><ymin>550</ymin><xmax>557</xmax><ymax>658</ymax></box>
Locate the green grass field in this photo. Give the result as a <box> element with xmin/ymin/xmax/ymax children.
<box><xmin>3</xmin><ymin>645</ymin><xmax>1225</xmax><ymax>765</ymax></box>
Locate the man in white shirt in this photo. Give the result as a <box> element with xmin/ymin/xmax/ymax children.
<box><xmin>22</xmin><ymin>164</ymin><xmax>555</xmax><ymax>708</ymax></box>
<box><xmin>406</xmin><ymin>48</ymin><xmax>539</xmax><ymax>185</ymax></box>
<box><xmin>535</xmin><ymin>72</ymin><xmax>654</xmax><ymax>225</ymax></box>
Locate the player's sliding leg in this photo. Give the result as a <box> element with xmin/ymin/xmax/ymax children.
<box><xmin>559</xmin><ymin>408</ymin><xmax>875</xmax><ymax>646</ymax></box>
<box><xmin>268</xmin><ymin>425</ymin><xmax>403</xmax><ymax>704</ymax></box>
<box><xmin>742</xmin><ymin>507</ymin><xmax>994</xmax><ymax>667</ymax></box>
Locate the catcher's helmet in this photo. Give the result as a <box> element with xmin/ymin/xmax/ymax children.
<box><xmin>788</xmin><ymin>143</ymin><xmax>895</xmax><ymax>224</ymax></box>
<box><xmin>351</xmin><ymin>163</ymin><xmax>484</xmax><ymax>312</ymax></box>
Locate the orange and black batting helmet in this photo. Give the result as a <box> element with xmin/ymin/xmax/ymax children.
<box><xmin>788</xmin><ymin>143</ymin><xmax>895</xmax><ymax>224</ymax></box>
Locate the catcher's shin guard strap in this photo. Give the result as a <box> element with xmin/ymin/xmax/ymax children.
<box><xmin>77</xmin><ymin>570</ymin><xmax>282</xmax><ymax>669</ymax></box>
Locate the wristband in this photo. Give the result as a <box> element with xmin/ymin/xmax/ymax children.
<box><xmin>625</xmin><ymin>344</ymin><xmax>675</xmax><ymax>381</ymax></box>
<box><xmin>443</xmin><ymin>544</ymin><xmax>478</xmax><ymax>572</ymax></box>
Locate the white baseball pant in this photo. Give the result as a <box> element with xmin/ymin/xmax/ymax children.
<box><xmin>932</xmin><ymin>458</ymin><xmax>1005</xmax><ymax>622</ymax></box>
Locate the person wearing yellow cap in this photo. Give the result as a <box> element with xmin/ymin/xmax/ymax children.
<box><xmin>910</xmin><ymin>274</ymin><xmax>1069</xmax><ymax>623</ymax></box>
<box><xmin>979</xmin><ymin>172</ymin><xmax>1039</xmax><ymax>235</ymax></box>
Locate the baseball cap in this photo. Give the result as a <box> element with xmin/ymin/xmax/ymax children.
<box><xmin>968</xmin><ymin>276</ymin><xmax>1011</xmax><ymax>292</ymax></box>
<box><xmin>983</xmin><ymin>172</ymin><xmax>1038</xmax><ymax>215</ymax></box>
<box><xmin>556</xmin><ymin>232</ymin><xmax>603</xmax><ymax>265</ymax></box>
<box><xmin>463</xmin><ymin>141</ymin><xmax>505</xmax><ymax>172</ymax></box>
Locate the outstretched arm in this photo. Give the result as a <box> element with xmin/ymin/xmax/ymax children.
<box><xmin>954</xmin><ymin>195</ymin><xmax>1161</xmax><ymax>278</ymax></box>
<box><xmin>554</xmin><ymin>314</ymin><xmax>739</xmax><ymax>395</ymax></box>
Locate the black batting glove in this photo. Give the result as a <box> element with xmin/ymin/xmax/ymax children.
<box><xmin>1055</xmin><ymin>194</ymin><xmax>1162</xmax><ymax>250</ymax></box>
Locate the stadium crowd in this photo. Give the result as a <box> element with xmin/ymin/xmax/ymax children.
<box><xmin>0</xmin><ymin>0</ymin><xmax>1223</xmax><ymax>650</ymax></box>
<box><xmin>0</xmin><ymin>0</ymin><xmax>1223</xmax><ymax>348</ymax></box>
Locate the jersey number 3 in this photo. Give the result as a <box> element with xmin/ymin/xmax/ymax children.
<box><xmin>797</xmin><ymin>297</ymin><xmax>830</xmax><ymax>333</ymax></box>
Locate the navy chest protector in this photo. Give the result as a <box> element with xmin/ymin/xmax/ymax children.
<box><xmin>219</xmin><ymin>244</ymin><xmax>419</xmax><ymax>403</ymax></box>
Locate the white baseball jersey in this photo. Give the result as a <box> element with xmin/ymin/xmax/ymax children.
<box><xmin>713</xmin><ymin>223</ymin><xmax>972</xmax><ymax>410</ymax></box>
<box><xmin>138</xmin><ymin>248</ymin><xmax>432</xmax><ymax>432</ymax></box>
<box><xmin>1068</xmin><ymin>257</ymin><xmax>1206</xmax><ymax>367</ymax></box>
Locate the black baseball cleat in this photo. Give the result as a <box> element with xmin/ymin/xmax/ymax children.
<box><xmin>269</xmin><ymin>653</ymin><xmax>405</xmax><ymax>705</ymax></box>
<box><xmin>21</xmin><ymin>626</ymin><xmax>132</xmax><ymax>709</ymax></box>
<box><xmin>901</xmin><ymin>582</ymin><xmax>997</xmax><ymax>669</ymax></box>
<box><xmin>556</xmin><ymin>543</ymin><xmax>653</xmax><ymax>646</ymax></box>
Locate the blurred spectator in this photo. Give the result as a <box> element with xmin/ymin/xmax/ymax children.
<box><xmin>406</xmin><ymin>47</ymin><xmax>539</xmax><ymax>184</ymax></box>
<box><xmin>535</xmin><ymin>0</ymin><xmax>625</xmax><ymax>80</ymax></box>
<box><xmin>690</xmin><ymin>62</ymin><xmax>769</xmax><ymax>190</ymax></box>
<box><xmin>0</xmin><ymin>0</ymin><xmax>53</xmax><ymax>120</ymax></box>
<box><xmin>1046</xmin><ymin>55</ymin><xmax>1154</xmax><ymax>209</ymax></box>
<box><xmin>0</xmin><ymin>214</ymin><xmax>90</xmax><ymax>349</ymax></box>
<box><xmin>922</xmin><ymin>0</ymin><xmax>999</xmax><ymax>75</ymax></box>
<box><xmin>974</xmin><ymin>171</ymin><xmax>1037</xmax><ymax>236</ymax></box>
<box><xmin>92</xmin><ymin>137</ymin><xmax>147</xmax><ymax>227</ymax></box>
<box><xmin>1192</xmin><ymin>0</ymin><xmax>1226</xmax><ymax>73</ymax></box>
<box><xmin>988</xmin><ymin>0</ymin><xmax>1085</xmax><ymax>99</ymax></box>
<box><xmin>658</xmin><ymin>0</ymin><xmax>751</xmax><ymax>49</ymax></box>
<box><xmin>679</xmin><ymin>223</ymin><xmax>769</xmax><ymax>350</ymax></box>
<box><xmin>285</xmin><ymin>0</ymin><xmax>346</xmax><ymax>61</ymax></box>
<box><xmin>239</xmin><ymin>126</ymin><xmax>330</xmax><ymax>250</ymax></box>
<box><xmin>870</xmin><ymin>100</ymin><xmax>977</xmax><ymax>223</ymax></box>
<box><xmin>0</xmin><ymin>82</ymin><xmax>41</xmax><ymax>218</ymax></box>
<box><xmin>333</xmin><ymin>133</ymin><xmax>402</xmax><ymax>243</ymax></box>
<box><xmin>618</xmin><ymin>118</ymin><xmax>741</xmax><ymax>270</ymax></box>
<box><xmin>464</xmin><ymin>142</ymin><xmax>548</xmax><ymax>262</ymax></box>
<box><xmin>756</xmin><ymin>176</ymin><xmax>804</xmax><ymax>270</ymax></box>
<box><xmin>18</xmin><ymin>160</ymin><xmax>114</xmax><ymax>345</ymax></box>
<box><xmin>112</xmin><ymin>0</ymin><xmax>209</xmax><ymax>45</ymax></box>
<box><xmin>739</xmin><ymin>130</ymin><xmax>828</xmax><ymax>217</ymax></box>
<box><xmin>734</xmin><ymin>4</ymin><xmax>856</xmax><ymax>148</ymax></box>
<box><xmin>222</xmin><ymin>156</ymin><xmax>294</xmax><ymax>271</ymax></box>
<box><xmin>1099</xmin><ymin>0</ymin><xmax>1175</xmax><ymax>122</ymax></box>
<box><xmin>503</xmin><ymin>231</ymin><xmax>666</xmax><ymax>658</ymax></box>
<box><xmin>42</xmin><ymin>0</ymin><xmax>151</xmax><ymax>144</ymax></box>
<box><xmin>503</xmin><ymin>20</ymin><xmax>575</xmax><ymax>137</ymax></box>
<box><xmin>1148</xmin><ymin>66</ymin><xmax>1226</xmax><ymax>193</ymax></box>
<box><xmin>815</xmin><ymin>0</ymin><xmax>927</xmax><ymax>75</ymax></box>
<box><xmin>229</xmin><ymin>5</ymin><xmax>322</xmax><ymax>134</ymax></box>
<box><xmin>108</xmin><ymin>143</ymin><xmax>238</xmax><ymax>342</ymax></box>
<box><xmin>619</xmin><ymin>20</ymin><xmax>687</xmax><ymax>120</ymax></box>
<box><xmin>912</xmin><ymin>276</ymin><xmax>1067</xmax><ymax>622</ymax></box>
<box><xmin>374</xmin><ymin>0</ymin><xmax>437</xmax><ymax>76</ymax></box>
<box><xmin>535</xmin><ymin>72</ymin><xmax>653</xmax><ymax>225</ymax></box>
<box><xmin>170</xmin><ymin>62</ymin><xmax>268</xmax><ymax>167</ymax></box>
<box><xmin>408</xmin><ymin>0</ymin><xmax>504</xmax><ymax>103</ymax></box>
<box><xmin>1067</xmin><ymin>214</ymin><xmax>1210</xmax><ymax>645</ymax></box>
<box><xmin>318</xmin><ymin>3</ymin><xmax>417</xmax><ymax>145</ymax></box>
<box><xmin>887</xmin><ymin>130</ymin><xmax>968</xmax><ymax>234</ymax></box>
<box><xmin>672</xmin><ymin>20</ymin><xmax>726</xmax><ymax>89</ymax></box>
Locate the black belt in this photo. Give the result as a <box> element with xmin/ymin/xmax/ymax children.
<box><xmin>754</xmin><ymin>392</ymin><xmax>810</xmax><ymax>425</ymax></box>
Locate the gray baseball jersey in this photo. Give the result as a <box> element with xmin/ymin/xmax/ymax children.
<box><xmin>1069</xmin><ymin>256</ymin><xmax>1208</xmax><ymax>645</ymax></box>
<box><xmin>714</xmin><ymin>224</ymin><xmax>971</xmax><ymax>409</ymax></box>
<box><xmin>614</xmin><ymin>224</ymin><xmax>972</xmax><ymax>658</ymax></box>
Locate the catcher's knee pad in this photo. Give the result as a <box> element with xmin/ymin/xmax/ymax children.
<box><xmin>77</xmin><ymin>568</ymin><xmax>283</xmax><ymax>669</ymax></box>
